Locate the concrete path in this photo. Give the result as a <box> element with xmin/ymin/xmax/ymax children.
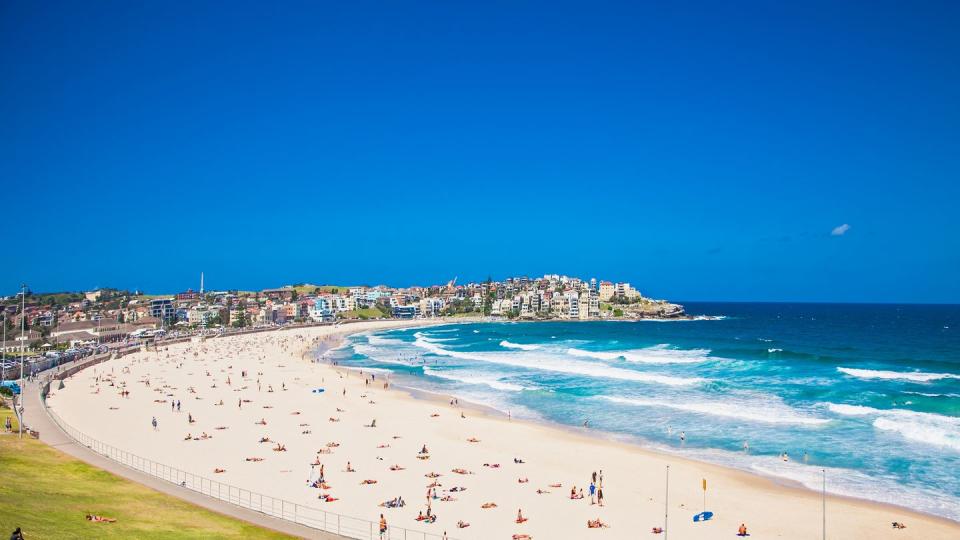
<box><xmin>21</xmin><ymin>380</ymin><xmax>345</xmax><ymax>540</ymax></box>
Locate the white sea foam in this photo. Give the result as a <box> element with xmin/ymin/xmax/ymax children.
<box><xmin>825</xmin><ymin>403</ymin><xmax>960</xmax><ymax>452</ymax></box>
<box><xmin>411</xmin><ymin>337</ymin><xmax>705</xmax><ymax>386</ymax></box>
<box><xmin>422</xmin><ymin>367</ymin><xmax>528</xmax><ymax>392</ymax></box>
<box><xmin>500</xmin><ymin>340</ymin><xmax>540</xmax><ymax>351</ymax></box>
<box><xmin>768</xmin><ymin>348</ymin><xmax>783</xmax><ymax>353</ymax></box>
<box><xmin>599</xmin><ymin>395</ymin><xmax>829</xmax><ymax>426</ymax></box>
<box><xmin>412</xmin><ymin>331</ymin><xmax>456</xmax><ymax>343</ymax></box>
<box><xmin>837</xmin><ymin>367</ymin><xmax>960</xmax><ymax>383</ymax></box>
<box><xmin>566</xmin><ymin>344</ymin><xmax>711</xmax><ymax>365</ymax></box>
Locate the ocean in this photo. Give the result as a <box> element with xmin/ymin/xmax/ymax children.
<box><xmin>324</xmin><ymin>303</ymin><xmax>960</xmax><ymax>521</ymax></box>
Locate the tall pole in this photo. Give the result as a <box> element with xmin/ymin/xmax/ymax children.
<box><xmin>2</xmin><ymin>313</ymin><xmax>6</xmax><ymax>385</ymax></box>
<box><xmin>822</xmin><ymin>468</ymin><xmax>826</xmax><ymax>540</ymax></box>
<box><xmin>664</xmin><ymin>465</ymin><xmax>670</xmax><ymax>540</ymax></box>
<box><xmin>19</xmin><ymin>283</ymin><xmax>26</xmax><ymax>439</ymax></box>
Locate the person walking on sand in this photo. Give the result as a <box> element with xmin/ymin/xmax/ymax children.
<box><xmin>152</xmin><ymin>416</ymin><xmax>158</xmax><ymax>431</ymax></box>
<box><xmin>597</xmin><ymin>486</ymin><xmax>604</xmax><ymax>507</ymax></box>
<box><xmin>379</xmin><ymin>514</ymin><xmax>387</xmax><ymax>539</ymax></box>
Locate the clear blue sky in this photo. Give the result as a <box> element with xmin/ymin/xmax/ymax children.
<box><xmin>2</xmin><ymin>1</ymin><xmax>958</xmax><ymax>303</ymax></box>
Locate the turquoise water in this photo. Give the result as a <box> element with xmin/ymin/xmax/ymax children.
<box><xmin>326</xmin><ymin>303</ymin><xmax>960</xmax><ymax>521</ymax></box>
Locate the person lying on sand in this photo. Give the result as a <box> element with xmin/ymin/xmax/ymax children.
<box><xmin>536</xmin><ymin>489</ymin><xmax>550</xmax><ymax>494</ymax></box>
<box><xmin>246</xmin><ymin>457</ymin><xmax>264</xmax><ymax>462</ymax></box>
<box><xmin>651</xmin><ymin>527</ymin><xmax>664</xmax><ymax>534</ymax></box>
<box><xmin>431</xmin><ymin>413</ymin><xmax>440</xmax><ymax>417</ymax></box>
<box><xmin>318</xmin><ymin>448</ymin><xmax>333</xmax><ymax>454</ymax></box>
<box><xmin>417</xmin><ymin>455</ymin><xmax>430</xmax><ymax>460</ymax></box>
<box><xmin>892</xmin><ymin>522</ymin><xmax>907</xmax><ymax>529</ymax></box>
<box><xmin>427</xmin><ymin>481</ymin><xmax>441</xmax><ymax>488</ymax></box>
<box><xmin>481</xmin><ymin>502</ymin><xmax>497</xmax><ymax>509</ymax></box>
<box><xmin>425</xmin><ymin>472</ymin><xmax>442</xmax><ymax>478</ymax></box>
<box><xmin>518</xmin><ymin>478</ymin><xmax>529</xmax><ymax>483</ymax></box>
<box><xmin>319</xmin><ymin>494</ymin><xmax>338</xmax><ymax>502</ymax></box>
<box><xmin>329</xmin><ymin>417</ymin><xmax>340</xmax><ymax>422</ymax></box>
<box><xmin>511</xmin><ymin>535</ymin><xmax>531</xmax><ymax>540</ymax></box>
<box><xmin>457</xmin><ymin>520</ymin><xmax>470</xmax><ymax>528</ymax></box>
<box><xmin>390</xmin><ymin>465</ymin><xmax>405</xmax><ymax>471</ymax></box>
<box><xmin>587</xmin><ymin>519</ymin><xmax>609</xmax><ymax>528</ymax></box>
<box><xmin>184</xmin><ymin>433</ymin><xmax>192</xmax><ymax>440</ymax></box>
<box><xmin>361</xmin><ymin>479</ymin><xmax>378</xmax><ymax>485</ymax></box>
<box><xmin>483</xmin><ymin>463</ymin><xmax>500</xmax><ymax>468</ymax></box>
<box><xmin>466</xmin><ymin>437</ymin><xmax>480</xmax><ymax>443</ymax></box>
<box><xmin>514</xmin><ymin>458</ymin><xmax>525</xmax><ymax>464</ymax></box>
<box><xmin>214</xmin><ymin>426</ymin><xmax>228</xmax><ymax>430</ymax></box>
<box><xmin>378</xmin><ymin>444</ymin><xmax>391</xmax><ymax>448</ymax></box>
<box><xmin>302</xmin><ymin>429</ymin><xmax>312</xmax><ymax>434</ymax></box>
<box><xmin>255</xmin><ymin>419</ymin><xmax>267</xmax><ymax>425</ymax></box>
<box><xmin>273</xmin><ymin>443</ymin><xmax>287</xmax><ymax>452</ymax></box>
<box><xmin>449</xmin><ymin>486</ymin><xmax>467</xmax><ymax>492</ymax></box>
<box><xmin>441</xmin><ymin>495</ymin><xmax>456</xmax><ymax>501</ymax></box>
<box><xmin>327</xmin><ymin>442</ymin><xmax>341</xmax><ymax>448</ymax></box>
<box><xmin>86</xmin><ymin>514</ymin><xmax>117</xmax><ymax>523</ymax></box>
<box><xmin>214</xmin><ymin>468</ymin><xmax>226</xmax><ymax>473</ymax></box>
<box><xmin>452</xmin><ymin>468</ymin><xmax>472</xmax><ymax>475</ymax></box>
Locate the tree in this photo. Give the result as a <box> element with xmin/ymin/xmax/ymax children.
<box><xmin>613</xmin><ymin>308</ymin><xmax>624</xmax><ymax>317</ymax></box>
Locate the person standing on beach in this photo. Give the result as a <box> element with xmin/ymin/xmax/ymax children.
<box><xmin>589</xmin><ymin>481</ymin><xmax>596</xmax><ymax>504</ymax></box>
<box><xmin>379</xmin><ymin>514</ymin><xmax>387</xmax><ymax>539</ymax></box>
<box><xmin>599</xmin><ymin>470</ymin><xmax>603</xmax><ymax>488</ymax></box>
<box><xmin>597</xmin><ymin>486</ymin><xmax>604</xmax><ymax>507</ymax></box>
<box><xmin>152</xmin><ymin>416</ymin><xmax>158</xmax><ymax>431</ymax></box>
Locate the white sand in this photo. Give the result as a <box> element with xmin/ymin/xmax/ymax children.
<box><xmin>49</xmin><ymin>322</ymin><xmax>960</xmax><ymax>539</ymax></box>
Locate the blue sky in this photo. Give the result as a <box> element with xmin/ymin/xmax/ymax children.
<box><xmin>1</xmin><ymin>1</ymin><xmax>958</xmax><ymax>302</ymax></box>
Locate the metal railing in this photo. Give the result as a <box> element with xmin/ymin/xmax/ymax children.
<box><xmin>39</xmin><ymin>350</ymin><xmax>452</xmax><ymax>540</ymax></box>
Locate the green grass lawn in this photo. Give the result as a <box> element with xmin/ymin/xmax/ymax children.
<box><xmin>0</xmin><ymin>407</ymin><xmax>293</xmax><ymax>539</ymax></box>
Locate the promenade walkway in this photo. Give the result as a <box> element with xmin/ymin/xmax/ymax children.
<box><xmin>21</xmin><ymin>378</ymin><xmax>343</xmax><ymax>540</ymax></box>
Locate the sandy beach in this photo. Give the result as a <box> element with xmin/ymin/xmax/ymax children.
<box><xmin>47</xmin><ymin>322</ymin><xmax>960</xmax><ymax>539</ymax></box>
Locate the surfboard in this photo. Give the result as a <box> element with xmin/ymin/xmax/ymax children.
<box><xmin>693</xmin><ymin>511</ymin><xmax>713</xmax><ymax>522</ymax></box>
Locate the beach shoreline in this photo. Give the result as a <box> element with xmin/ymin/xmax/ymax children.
<box><xmin>47</xmin><ymin>321</ymin><xmax>960</xmax><ymax>539</ymax></box>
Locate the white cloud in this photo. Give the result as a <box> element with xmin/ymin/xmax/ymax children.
<box><xmin>831</xmin><ymin>223</ymin><xmax>851</xmax><ymax>236</ymax></box>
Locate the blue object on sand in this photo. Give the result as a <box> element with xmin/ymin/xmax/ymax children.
<box><xmin>312</xmin><ymin>388</ymin><xmax>325</xmax><ymax>394</ymax></box>
<box><xmin>693</xmin><ymin>511</ymin><xmax>713</xmax><ymax>522</ymax></box>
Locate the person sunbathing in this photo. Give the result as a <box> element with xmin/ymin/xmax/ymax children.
<box><xmin>452</xmin><ymin>468</ymin><xmax>472</xmax><ymax>475</ymax></box>
<box><xmin>214</xmin><ymin>468</ymin><xmax>226</xmax><ymax>473</ymax></box>
<box><xmin>892</xmin><ymin>522</ymin><xmax>907</xmax><ymax>529</ymax></box>
<box><xmin>302</xmin><ymin>429</ymin><xmax>312</xmax><ymax>434</ymax></box>
<box><xmin>449</xmin><ymin>486</ymin><xmax>466</xmax><ymax>492</ymax></box>
<box><xmin>536</xmin><ymin>489</ymin><xmax>550</xmax><ymax>494</ymax></box>
<box><xmin>457</xmin><ymin>521</ymin><xmax>470</xmax><ymax>528</ymax></box>
<box><xmin>327</xmin><ymin>442</ymin><xmax>341</xmax><ymax>447</ymax></box>
<box><xmin>466</xmin><ymin>437</ymin><xmax>480</xmax><ymax>443</ymax></box>
<box><xmin>431</xmin><ymin>413</ymin><xmax>440</xmax><ymax>417</ymax></box>
<box><xmin>511</xmin><ymin>535</ymin><xmax>531</xmax><ymax>540</ymax></box>
<box><xmin>361</xmin><ymin>479</ymin><xmax>378</xmax><ymax>485</ymax></box>
<box><xmin>481</xmin><ymin>502</ymin><xmax>497</xmax><ymax>509</ymax></box>
<box><xmin>291</xmin><ymin>411</ymin><xmax>301</xmax><ymax>415</ymax></box>
<box><xmin>652</xmin><ymin>527</ymin><xmax>664</xmax><ymax>534</ymax></box>
<box><xmin>587</xmin><ymin>519</ymin><xmax>609</xmax><ymax>528</ymax></box>
<box><xmin>86</xmin><ymin>514</ymin><xmax>117</xmax><ymax>523</ymax></box>
<box><xmin>378</xmin><ymin>444</ymin><xmax>391</xmax><ymax>448</ymax></box>
<box><xmin>514</xmin><ymin>457</ymin><xmax>525</xmax><ymax>463</ymax></box>
<box><xmin>390</xmin><ymin>465</ymin><xmax>405</xmax><ymax>471</ymax></box>
<box><xmin>255</xmin><ymin>419</ymin><xmax>267</xmax><ymax>425</ymax></box>
<box><xmin>427</xmin><ymin>481</ymin><xmax>441</xmax><ymax>488</ymax></box>
<box><xmin>246</xmin><ymin>457</ymin><xmax>264</xmax><ymax>462</ymax></box>
<box><xmin>518</xmin><ymin>478</ymin><xmax>529</xmax><ymax>483</ymax></box>
<box><xmin>441</xmin><ymin>495</ymin><xmax>456</xmax><ymax>502</ymax></box>
<box><xmin>214</xmin><ymin>426</ymin><xmax>228</xmax><ymax>430</ymax></box>
<box><xmin>184</xmin><ymin>433</ymin><xmax>192</xmax><ymax>440</ymax></box>
<box><xmin>337</xmin><ymin>407</ymin><xmax>345</xmax><ymax>412</ymax></box>
<box><xmin>417</xmin><ymin>455</ymin><xmax>430</xmax><ymax>460</ymax></box>
<box><xmin>329</xmin><ymin>417</ymin><xmax>340</xmax><ymax>422</ymax></box>
<box><xmin>319</xmin><ymin>494</ymin><xmax>338</xmax><ymax>502</ymax></box>
<box><xmin>425</xmin><ymin>472</ymin><xmax>441</xmax><ymax>478</ymax></box>
<box><xmin>516</xmin><ymin>509</ymin><xmax>528</xmax><ymax>523</ymax></box>
<box><xmin>318</xmin><ymin>448</ymin><xmax>333</xmax><ymax>454</ymax></box>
